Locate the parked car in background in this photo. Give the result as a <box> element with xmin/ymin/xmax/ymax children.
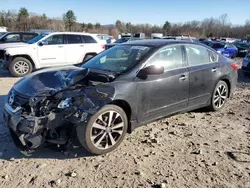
<box><xmin>28</xmin><ymin>29</ymin><xmax>54</xmax><ymax>35</ymax></box>
<box><xmin>3</xmin><ymin>40</ymin><xmax>237</xmax><ymax>156</ymax></box>
<box><xmin>105</xmin><ymin>37</ymin><xmax>143</xmax><ymax>50</ymax></box>
<box><xmin>105</xmin><ymin>37</ymin><xmax>131</xmax><ymax>50</ymax></box>
<box><xmin>0</xmin><ymin>32</ymin><xmax>38</xmax><ymax>60</ymax></box>
<box><xmin>95</xmin><ymin>34</ymin><xmax>110</xmax><ymax>45</ymax></box>
<box><xmin>220</xmin><ymin>38</ymin><xmax>236</xmax><ymax>43</ymax></box>
<box><xmin>201</xmin><ymin>40</ymin><xmax>212</xmax><ymax>46</ymax></box>
<box><xmin>233</xmin><ymin>42</ymin><xmax>250</xmax><ymax>57</ymax></box>
<box><xmin>1</xmin><ymin>32</ymin><xmax>104</xmax><ymax>77</ymax></box>
<box><xmin>242</xmin><ymin>54</ymin><xmax>250</xmax><ymax>76</ymax></box>
<box><xmin>210</xmin><ymin>42</ymin><xmax>238</xmax><ymax>58</ymax></box>
<box><xmin>0</xmin><ymin>32</ymin><xmax>38</xmax><ymax>44</ymax></box>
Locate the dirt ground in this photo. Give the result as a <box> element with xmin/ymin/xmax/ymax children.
<box><xmin>0</xmin><ymin>58</ymin><xmax>249</xmax><ymax>188</ymax></box>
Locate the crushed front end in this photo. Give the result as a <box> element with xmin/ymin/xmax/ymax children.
<box><xmin>3</xmin><ymin>68</ymin><xmax>115</xmax><ymax>155</ymax></box>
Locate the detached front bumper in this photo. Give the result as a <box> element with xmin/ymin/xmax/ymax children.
<box><xmin>3</xmin><ymin>103</ymin><xmax>46</xmax><ymax>150</ymax></box>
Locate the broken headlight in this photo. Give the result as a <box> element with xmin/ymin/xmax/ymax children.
<box><xmin>57</xmin><ymin>98</ymin><xmax>71</xmax><ymax>109</ymax></box>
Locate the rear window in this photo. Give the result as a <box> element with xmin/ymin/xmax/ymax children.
<box><xmin>82</xmin><ymin>35</ymin><xmax>97</xmax><ymax>43</ymax></box>
<box><xmin>67</xmin><ymin>35</ymin><xmax>83</xmax><ymax>44</ymax></box>
<box><xmin>22</xmin><ymin>34</ymin><xmax>36</xmax><ymax>42</ymax></box>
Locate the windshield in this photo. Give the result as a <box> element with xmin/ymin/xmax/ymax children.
<box><xmin>82</xmin><ymin>45</ymin><xmax>151</xmax><ymax>73</ymax></box>
<box><xmin>211</xmin><ymin>43</ymin><xmax>225</xmax><ymax>48</ymax></box>
<box><xmin>27</xmin><ymin>34</ymin><xmax>47</xmax><ymax>44</ymax></box>
<box><xmin>0</xmin><ymin>32</ymin><xmax>7</xmax><ymax>39</ymax></box>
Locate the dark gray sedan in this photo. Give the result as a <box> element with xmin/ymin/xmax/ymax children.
<box><xmin>3</xmin><ymin>40</ymin><xmax>238</xmax><ymax>155</ymax></box>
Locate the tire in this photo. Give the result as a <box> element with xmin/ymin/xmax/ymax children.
<box><xmin>208</xmin><ymin>80</ymin><xmax>229</xmax><ymax>111</ymax></box>
<box><xmin>77</xmin><ymin>104</ymin><xmax>128</xmax><ymax>155</ymax></box>
<box><xmin>9</xmin><ymin>57</ymin><xmax>33</xmax><ymax>77</ymax></box>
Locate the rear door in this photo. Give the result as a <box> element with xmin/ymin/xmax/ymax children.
<box><xmin>37</xmin><ymin>34</ymin><xmax>66</xmax><ymax>67</ymax></box>
<box><xmin>184</xmin><ymin>44</ymin><xmax>220</xmax><ymax>107</ymax></box>
<box><xmin>65</xmin><ymin>34</ymin><xmax>85</xmax><ymax>64</ymax></box>
<box><xmin>136</xmin><ymin>45</ymin><xmax>189</xmax><ymax>123</ymax></box>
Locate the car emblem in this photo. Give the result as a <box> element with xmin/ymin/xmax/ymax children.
<box><xmin>8</xmin><ymin>94</ymin><xmax>14</xmax><ymax>105</ymax></box>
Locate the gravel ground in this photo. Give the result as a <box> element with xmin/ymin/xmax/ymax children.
<box><xmin>0</xmin><ymin>58</ymin><xmax>249</xmax><ymax>188</ymax></box>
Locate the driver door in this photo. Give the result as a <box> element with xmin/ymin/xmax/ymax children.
<box><xmin>37</xmin><ymin>34</ymin><xmax>66</xmax><ymax>67</ymax></box>
<box><xmin>136</xmin><ymin>45</ymin><xmax>189</xmax><ymax>123</ymax></box>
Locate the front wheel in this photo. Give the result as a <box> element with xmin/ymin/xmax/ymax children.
<box><xmin>9</xmin><ymin>57</ymin><xmax>33</xmax><ymax>77</ymax></box>
<box><xmin>77</xmin><ymin>105</ymin><xmax>128</xmax><ymax>155</ymax></box>
<box><xmin>208</xmin><ymin>81</ymin><xmax>229</xmax><ymax>111</ymax></box>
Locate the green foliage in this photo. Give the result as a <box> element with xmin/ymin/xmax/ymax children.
<box><xmin>63</xmin><ymin>10</ymin><xmax>77</xmax><ymax>31</ymax></box>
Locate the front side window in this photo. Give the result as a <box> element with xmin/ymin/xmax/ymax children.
<box><xmin>147</xmin><ymin>45</ymin><xmax>184</xmax><ymax>71</ymax></box>
<box><xmin>185</xmin><ymin>45</ymin><xmax>210</xmax><ymax>66</ymax></box>
<box><xmin>3</xmin><ymin>34</ymin><xmax>21</xmax><ymax>42</ymax></box>
<box><xmin>45</xmin><ymin>35</ymin><xmax>64</xmax><ymax>45</ymax></box>
<box><xmin>82</xmin><ymin>45</ymin><xmax>151</xmax><ymax>73</ymax></box>
<box><xmin>67</xmin><ymin>35</ymin><xmax>83</xmax><ymax>44</ymax></box>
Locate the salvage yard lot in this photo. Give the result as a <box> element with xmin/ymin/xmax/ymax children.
<box><xmin>0</xmin><ymin>58</ymin><xmax>250</xmax><ymax>188</ymax></box>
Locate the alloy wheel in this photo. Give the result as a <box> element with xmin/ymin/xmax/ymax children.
<box><xmin>14</xmin><ymin>61</ymin><xmax>30</xmax><ymax>75</ymax></box>
<box><xmin>90</xmin><ymin>110</ymin><xmax>124</xmax><ymax>150</ymax></box>
<box><xmin>213</xmin><ymin>84</ymin><xmax>227</xmax><ymax>108</ymax></box>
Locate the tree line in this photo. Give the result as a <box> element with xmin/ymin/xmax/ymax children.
<box><xmin>0</xmin><ymin>7</ymin><xmax>249</xmax><ymax>39</ymax></box>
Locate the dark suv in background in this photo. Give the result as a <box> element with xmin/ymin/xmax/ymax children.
<box><xmin>0</xmin><ymin>32</ymin><xmax>38</xmax><ymax>43</ymax></box>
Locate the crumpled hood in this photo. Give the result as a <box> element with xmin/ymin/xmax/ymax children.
<box><xmin>0</xmin><ymin>42</ymin><xmax>29</xmax><ymax>50</ymax></box>
<box><xmin>13</xmin><ymin>66</ymin><xmax>89</xmax><ymax>97</ymax></box>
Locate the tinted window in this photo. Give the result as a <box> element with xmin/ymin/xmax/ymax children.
<box><xmin>211</xmin><ymin>43</ymin><xmax>225</xmax><ymax>48</ymax></box>
<box><xmin>147</xmin><ymin>45</ymin><xmax>183</xmax><ymax>70</ymax></box>
<box><xmin>45</xmin><ymin>35</ymin><xmax>64</xmax><ymax>45</ymax></box>
<box><xmin>3</xmin><ymin>34</ymin><xmax>21</xmax><ymax>42</ymax></box>
<box><xmin>67</xmin><ymin>35</ymin><xmax>83</xmax><ymax>44</ymax></box>
<box><xmin>22</xmin><ymin>34</ymin><xmax>36</xmax><ymax>42</ymax></box>
<box><xmin>82</xmin><ymin>35</ymin><xmax>96</xmax><ymax>43</ymax></box>
<box><xmin>185</xmin><ymin>45</ymin><xmax>210</xmax><ymax>66</ymax></box>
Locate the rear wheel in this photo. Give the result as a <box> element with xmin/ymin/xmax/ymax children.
<box><xmin>208</xmin><ymin>80</ymin><xmax>229</xmax><ymax>111</ymax></box>
<box><xmin>77</xmin><ymin>105</ymin><xmax>128</xmax><ymax>155</ymax></box>
<box><xmin>9</xmin><ymin>57</ymin><xmax>33</xmax><ymax>77</ymax></box>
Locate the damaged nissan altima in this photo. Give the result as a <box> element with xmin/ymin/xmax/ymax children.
<box><xmin>3</xmin><ymin>40</ymin><xmax>237</xmax><ymax>155</ymax></box>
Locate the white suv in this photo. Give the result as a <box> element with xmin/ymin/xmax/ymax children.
<box><xmin>1</xmin><ymin>32</ymin><xmax>105</xmax><ymax>77</ymax></box>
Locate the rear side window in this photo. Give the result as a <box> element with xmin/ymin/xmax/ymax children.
<box><xmin>22</xmin><ymin>34</ymin><xmax>36</xmax><ymax>42</ymax></box>
<box><xmin>2</xmin><ymin>34</ymin><xmax>21</xmax><ymax>42</ymax></box>
<box><xmin>147</xmin><ymin>45</ymin><xmax>184</xmax><ymax>71</ymax></box>
<box><xmin>185</xmin><ymin>45</ymin><xmax>210</xmax><ymax>66</ymax></box>
<box><xmin>67</xmin><ymin>35</ymin><xmax>83</xmax><ymax>44</ymax></box>
<box><xmin>82</xmin><ymin>35</ymin><xmax>97</xmax><ymax>43</ymax></box>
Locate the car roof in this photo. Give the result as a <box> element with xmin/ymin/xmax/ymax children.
<box><xmin>5</xmin><ymin>32</ymin><xmax>38</xmax><ymax>34</ymax></box>
<box><xmin>123</xmin><ymin>39</ymin><xmax>196</xmax><ymax>47</ymax></box>
<box><xmin>48</xmin><ymin>32</ymin><xmax>97</xmax><ymax>36</ymax></box>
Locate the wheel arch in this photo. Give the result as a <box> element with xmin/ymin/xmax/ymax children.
<box><xmin>218</xmin><ymin>76</ymin><xmax>231</xmax><ymax>98</ymax></box>
<box><xmin>109</xmin><ymin>99</ymin><xmax>132</xmax><ymax>133</ymax></box>
<box><xmin>11</xmin><ymin>55</ymin><xmax>36</xmax><ymax>69</ymax></box>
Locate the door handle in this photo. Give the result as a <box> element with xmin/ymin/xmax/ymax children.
<box><xmin>80</xmin><ymin>45</ymin><xmax>84</xmax><ymax>47</ymax></box>
<box><xmin>179</xmin><ymin>75</ymin><xmax>186</xmax><ymax>81</ymax></box>
<box><xmin>211</xmin><ymin>67</ymin><xmax>217</xmax><ymax>72</ymax></box>
<box><xmin>58</xmin><ymin>46</ymin><xmax>64</xmax><ymax>48</ymax></box>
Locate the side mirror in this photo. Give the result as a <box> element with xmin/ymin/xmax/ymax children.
<box><xmin>38</xmin><ymin>40</ymin><xmax>47</xmax><ymax>46</ymax></box>
<box><xmin>224</xmin><ymin>46</ymin><xmax>228</xmax><ymax>49</ymax></box>
<box><xmin>137</xmin><ymin>65</ymin><xmax>164</xmax><ymax>79</ymax></box>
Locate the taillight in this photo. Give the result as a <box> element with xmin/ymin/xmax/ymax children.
<box><xmin>231</xmin><ymin>63</ymin><xmax>238</xmax><ymax>71</ymax></box>
<box><xmin>101</xmin><ymin>44</ymin><xmax>105</xmax><ymax>49</ymax></box>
